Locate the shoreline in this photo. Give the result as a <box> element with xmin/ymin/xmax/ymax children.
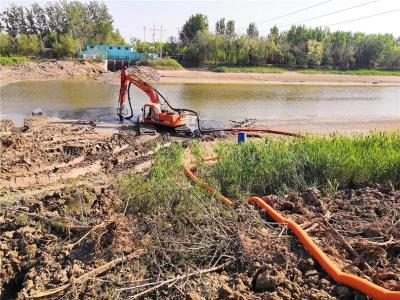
<box><xmin>156</xmin><ymin>69</ymin><xmax>400</xmax><ymax>86</ymax></box>
<box><xmin>1</xmin><ymin>61</ymin><xmax>400</xmax><ymax>86</ymax></box>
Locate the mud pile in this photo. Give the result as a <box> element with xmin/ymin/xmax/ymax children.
<box><xmin>0</xmin><ymin>60</ymin><xmax>106</xmax><ymax>85</ymax></box>
<box><xmin>96</xmin><ymin>65</ymin><xmax>161</xmax><ymax>85</ymax></box>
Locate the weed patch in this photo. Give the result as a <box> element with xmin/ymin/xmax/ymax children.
<box><xmin>214</xmin><ymin>132</ymin><xmax>400</xmax><ymax>197</ymax></box>
<box><xmin>0</xmin><ymin>56</ymin><xmax>30</xmax><ymax>65</ymax></box>
<box><xmin>141</xmin><ymin>58</ymin><xmax>183</xmax><ymax>70</ymax></box>
<box><xmin>212</xmin><ymin>66</ymin><xmax>284</xmax><ymax>73</ymax></box>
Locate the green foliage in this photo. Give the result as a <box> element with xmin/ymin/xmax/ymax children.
<box><xmin>214</xmin><ymin>132</ymin><xmax>400</xmax><ymax>197</ymax></box>
<box><xmin>15</xmin><ymin>34</ymin><xmax>41</xmax><ymax>56</ymax></box>
<box><xmin>179</xmin><ymin>20</ymin><xmax>400</xmax><ymax>69</ymax></box>
<box><xmin>0</xmin><ymin>56</ymin><xmax>30</xmax><ymax>65</ymax></box>
<box><xmin>306</xmin><ymin>40</ymin><xmax>324</xmax><ymax>66</ymax></box>
<box><xmin>212</xmin><ymin>66</ymin><xmax>284</xmax><ymax>73</ymax></box>
<box><xmin>180</xmin><ymin>13</ymin><xmax>209</xmax><ymax>42</ymax></box>
<box><xmin>118</xmin><ymin>144</ymin><xmax>186</xmax><ymax>214</ymax></box>
<box><xmin>0</xmin><ymin>33</ymin><xmax>13</xmax><ymax>56</ymax></box>
<box><xmin>0</xmin><ymin>0</ymin><xmax>125</xmax><ymax>58</ymax></box>
<box><xmin>247</xmin><ymin>22</ymin><xmax>259</xmax><ymax>39</ymax></box>
<box><xmin>143</xmin><ymin>58</ymin><xmax>183</xmax><ymax>70</ymax></box>
<box><xmin>300</xmin><ymin>69</ymin><xmax>400</xmax><ymax>76</ymax></box>
<box><xmin>53</xmin><ymin>34</ymin><xmax>80</xmax><ymax>58</ymax></box>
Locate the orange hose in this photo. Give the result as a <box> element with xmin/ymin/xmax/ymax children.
<box><xmin>247</xmin><ymin>197</ymin><xmax>400</xmax><ymax>300</ymax></box>
<box><xmin>184</xmin><ymin>155</ymin><xmax>400</xmax><ymax>300</ymax></box>
<box><xmin>183</xmin><ymin>159</ymin><xmax>234</xmax><ymax>208</ymax></box>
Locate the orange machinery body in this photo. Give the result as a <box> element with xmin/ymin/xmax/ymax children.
<box><xmin>142</xmin><ymin>103</ymin><xmax>188</xmax><ymax>128</ymax></box>
<box><xmin>118</xmin><ymin>68</ymin><xmax>187</xmax><ymax>128</ymax></box>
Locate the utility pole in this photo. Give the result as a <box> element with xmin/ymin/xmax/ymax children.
<box><xmin>160</xmin><ymin>24</ymin><xmax>163</xmax><ymax>58</ymax></box>
<box><xmin>143</xmin><ymin>26</ymin><xmax>146</xmax><ymax>42</ymax></box>
<box><xmin>147</xmin><ymin>25</ymin><xmax>166</xmax><ymax>58</ymax></box>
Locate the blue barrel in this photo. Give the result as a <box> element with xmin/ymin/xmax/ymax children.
<box><xmin>238</xmin><ymin>132</ymin><xmax>247</xmax><ymax>144</ymax></box>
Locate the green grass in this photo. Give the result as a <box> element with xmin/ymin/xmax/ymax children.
<box><xmin>143</xmin><ymin>58</ymin><xmax>183</xmax><ymax>70</ymax></box>
<box><xmin>211</xmin><ymin>65</ymin><xmax>400</xmax><ymax>76</ymax></box>
<box><xmin>212</xmin><ymin>66</ymin><xmax>285</xmax><ymax>73</ymax></box>
<box><xmin>0</xmin><ymin>56</ymin><xmax>31</xmax><ymax>65</ymax></box>
<box><xmin>300</xmin><ymin>69</ymin><xmax>400</xmax><ymax>76</ymax></box>
<box><xmin>213</xmin><ymin>132</ymin><xmax>400</xmax><ymax>197</ymax></box>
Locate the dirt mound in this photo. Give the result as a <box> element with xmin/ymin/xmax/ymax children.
<box><xmin>0</xmin><ymin>60</ymin><xmax>106</xmax><ymax>85</ymax></box>
<box><xmin>96</xmin><ymin>65</ymin><xmax>160</xmax><ymax>85</ymax></box>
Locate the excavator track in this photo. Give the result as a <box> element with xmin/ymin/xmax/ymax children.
<box><xmin>138</xmin><ymin>122</ymin><xmax>157</xmax><ymax>135</ymax></box>
<box><xmin>175</xmin><ymin>125</ymin><xmax>197</xmax><ymax>137</ymax></box>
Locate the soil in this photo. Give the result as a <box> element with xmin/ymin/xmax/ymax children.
<box><xmin>0</xmin><ymin>60</ymin><xmax>107</xmax><ymax>86</ymax></box>
<box><xmin>1</xmin><ymin>117</ymin><xmax>399</xmax><ymax>299</ymax></box>
<box><xmin>157</xmin><ymin>69</ymin><xmax>400</xmax><ymax>86</ymax></box>
<box><xmin>2</xmin><ymin>60</ymin><xmax>399</xmax><ymax>87</ymax></box>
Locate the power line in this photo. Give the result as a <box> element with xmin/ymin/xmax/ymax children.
<box><xmin>326</xmin><ymin>8</ymin><xmax>400</xmax><ymax>26</ymax></box>
<box><xmin>237</xmin><ymin>0</ymin><xmax>333</xmax><ymax>30</ymax></box>
<box><xmin>277</xmin><ymin>0</ymin><xmax>380</xmax><ymax>29</ymax></box>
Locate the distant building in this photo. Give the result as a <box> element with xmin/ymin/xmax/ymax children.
<box><xmin>79</xmin><ymin>44</ymin><xmax>159</xmax><ymax>71</ymax></box>
<box><xmin>79</xmin><ymin>44</ymin><xmax>159</xmax><ymax>61</ymax></box>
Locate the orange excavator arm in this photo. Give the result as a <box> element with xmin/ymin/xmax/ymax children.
<box><xmin>118</xmin><ymin>68</ymin><xmax>160</xmax><ymax>110</ymax></box>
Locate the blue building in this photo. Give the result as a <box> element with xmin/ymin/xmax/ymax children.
<box><xmin>79</xmin><ymin>44</ymin><xmax>158</xmax><ymax>62</ymax></box>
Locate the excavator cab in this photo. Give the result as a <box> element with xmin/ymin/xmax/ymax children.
<box><xmin>142</xmin><ymin>103</ymin><xmax>187</xmax><ymax>127</ymax></box>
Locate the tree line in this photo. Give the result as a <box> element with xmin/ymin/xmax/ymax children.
<box><xmin>175</xmin><ymin>14</ymin><xmax>400</xmax><ymax>69</ymax></box>
<box><xmin>0</xmin><ymin>1</ymin><xmax>125</xmax><ymax>58</ymax></box>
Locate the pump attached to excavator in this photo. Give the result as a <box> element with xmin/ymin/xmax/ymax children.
<box><xmin>117</xmin><ymin>66</ymin><xmax>198</xmax><ymax>136</ymax></box>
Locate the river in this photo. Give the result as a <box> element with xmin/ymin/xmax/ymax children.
<box><xmin>1</xmin><ymin>80</ymin><xmax>399</xmax><ymax>126</ymax></box>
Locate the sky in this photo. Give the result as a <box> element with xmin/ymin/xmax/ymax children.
<box><xmin>1</xmin><ymin>0</ymin><xmax>400</xmax><ymax>42</ymax></box>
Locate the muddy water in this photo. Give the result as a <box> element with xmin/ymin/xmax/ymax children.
<box><xmin>1</xmin><ymin>80</ymin><xmax>399</xmax><ymax>126</ymax></box>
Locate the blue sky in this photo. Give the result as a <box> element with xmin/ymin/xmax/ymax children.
<box><xmin>1</xmin><ymin>0</ymin><xmax>400</xmax><ymax>42</ymax></box>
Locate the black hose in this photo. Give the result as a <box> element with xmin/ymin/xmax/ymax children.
<box><xmin>125</xmin><ymin>82</ymin><xmax>134</xmax><ymax>120</ymax></box>
<box><xmin>153</xmin><ymin>87</ymin><xmax>227</xmax><ymax>134</ymax></box>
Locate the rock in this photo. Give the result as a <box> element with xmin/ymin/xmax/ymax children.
<box><xmin>298</xmin><ymin>258</ymin><xmax>315</xmax><ymax>272</ymax></box>
<box><xmin>3</xmin><ymin>231</ymin><xmax>14</xmax><ymax>239</ymax></box>
<box><xmin>25</xmin><ymin>279</ymin><xmax>34</xmax><ymax>290</ymax></box>
<box><xmin>276</xmin><ymin>287</ymin><xmax>292</xmax><ymax>300</ymax></box>
<box><xmin>336</xmin><ymin>285</ymin><xmax>352</xmax><ymax>298</ymax></box>
<box><xmin>217</xmin><ymin>284</ymin><xmax>245</xmax><ymax>300</ymax></box>
<box><xmin>255</xmin><ymin>270</ymin><xmax>286</xmax><ymax>292</ymax></box>
<box><xmin>32</xmin><ymin>109</ymin><xmax>43</xmax><ymax>116</ymax></box>
<box><xmin>55</xmin><ymin>269</ymin><xmax>68</xmax><ymax>284</ymax></box>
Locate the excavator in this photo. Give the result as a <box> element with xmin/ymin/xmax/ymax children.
<box><xmin>117</xmin><ymin>66</ymin><xmax>199</xmax><ymax>136</ymax></box>
<box><xmin>116</xmin><ymin>66</ymin><xmax>302</xmax><ymax>138</ymax></box>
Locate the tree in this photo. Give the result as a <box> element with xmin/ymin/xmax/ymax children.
<box><xmin>0</xmin><ymin>33</ymin><xmax>13</xmax><ymax>56</ymax></box>
<box><xmin>269</xmin><ymin>25</ymin><xmax>279</xmax><ymax>44</ymax></box>
<box><xmin>1</xmin><ymin>4</ymin><xmax>25</xmax><ymax>37</ymax></box>
<box><xmin>246</xmin><ymin>22</ymin><xmax>259</xmax><ymax>39</ymax></box>
<box><xmin>226</xmin><ymin>20</ymin><xmax>235</xmax><ymax>37</ymax></box>
<box><xmin>180</xmin><ymin>14</ymin><xmax>208</xmax><ymax>43</ymax></box>
<box><xmin>45</xmin><ymin>1</ymin><xmax>69</xmax><ymax>36</ymax></box>
<box><xmin>306</xmin><ymin>40</ymin><xmax>324</xmax><ymax>66</ymax></box>
<box><xmin>16</xmin><ymin>34</ymin><xmax>41</xmax><ymax>56</ymax></box>
<box><xmin>31</xmin><ymin>2</ymin><xmax>48</xmax><ymax>37</ymax></box>
<box><xmin>215</xmin><ymin>18</ymin><xmax>226</xmax><ymax>35</ymax></box>
<box><xmin>106</xmin><ymin>29</ymin><xmax>126</xmax><ymax>45</ymax></box>
<box><xmin>53</xmin><ymin>34</ymin><xmax>80</xmax><ymax>58</ymax></box>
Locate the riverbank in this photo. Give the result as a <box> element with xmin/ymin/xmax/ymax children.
<box><xmin>1</xmin><ymin>60</ymin><xmax>400</xmax><ymax>86</ymax></box>
<box><xmin>157</xmin><ymin>69</ymin><xmax>400</xmax><ymax>86</ymax></box>
<box><xmin>1</xmin><ymin>117</ymin><xmax>399</xmax><ymax>298</ymax></box>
